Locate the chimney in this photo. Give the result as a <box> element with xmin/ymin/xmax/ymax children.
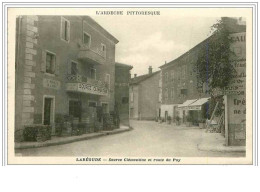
<box><xmin>148</xmin><ymin>66</ymin><xmax>152</xmax><ymax>75</ymax></box>
<box><xmin>134</xmin><ymin>74</ymin><xmax>137</xmax><ymax>78</ymax></box>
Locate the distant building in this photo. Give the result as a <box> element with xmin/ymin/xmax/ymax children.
<box><xmin>159</xmin><ymin>17</ymin><xmax>246</xmax><ymax>146</ymax></box>
<box><xmin>115</xmin><ymin>62</ymin><xmax>133</xmax><ymax>126</ymax></box>
<box><xmin>15</xmin><ymin>15</ymin><xmax>119</xmax><ymax>140</ymax></box>
<box><xmin>159</xmin><ymin>40</ymin><xmax>210</xmax><ymax>123</ymax></box>
<box><xmin>129</xmin><ymin>67</ymin><xmax>160</xmax><ymax>120</ymax></box>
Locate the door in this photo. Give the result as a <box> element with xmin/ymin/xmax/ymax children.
<box><xmin>165</xmin><ymin>111</ymin><xmax>168</xmax><ymax>121</ymax></box>
<box><xmin>102</xmin><ymin>103</ymin><xmax>109</xmax><ymax>113</ymax></box>
<box><xmin>69</xmin><ymin>100</ymin><xmax>81</xmax><ymax>120</ymax></box>
<box><xmin>44</xmin><ymin>98</ymin><xmax>52</xmax><ymax>125</ymax></box>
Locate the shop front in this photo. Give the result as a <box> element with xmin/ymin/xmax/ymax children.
<box><xmin>188</xmin><ymin>97</ymin><xmax>210</xmax><ymax>125</ymax></box>
<box><xmin>177</xmin><ymin>99</ymin><xmax>197</xmax><ymax>123</ymax></box>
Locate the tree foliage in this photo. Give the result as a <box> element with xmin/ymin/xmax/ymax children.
<box><xmin>196</xmin><ymin>18</ymin><xmax>235</xmax><ymax>92</ymax></box>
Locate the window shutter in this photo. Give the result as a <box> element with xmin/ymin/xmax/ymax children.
<box><xmin>55</xmin><ymin>54</ymin><xmax>59</xmax><ymax>76</ymax></box>
<box><xmin>66</xmin><ymin>21</ymin><xmax>70</xmax><ymax>42</ymax></box>
<box><xmin>41</xmin><ymin>50</ymin><xmax>46</xmax><ymax>72</ymax></box>
<box><xmin>67</xmin><ymin>60</ymin><xmax>71</xmax><ymax>74</ymax></box>
<box><xmin>61</xmin><ymin>18</ymin><xmax>65</xmax><ymax>40</ymax></box>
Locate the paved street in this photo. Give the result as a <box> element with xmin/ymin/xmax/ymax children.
<box><xmin>16</xmin><ymin>120</ymin><xmax>245</xmax><ymax>157</ymax></box>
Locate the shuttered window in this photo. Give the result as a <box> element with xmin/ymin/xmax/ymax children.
<box><xmin>61</xmin><ymin>17</ymin><xmax>70</xmax><ymax>42</ymax></box>
<box><xmin>45</xmin><ymin>52</ymin><xmax>56</xmax><ymax>74</ymax></box>
<box><xmin>83</xmin><ymin>32</ymin><xmax>91</xmax><ymax>47</ymax></box>
<box><xmin>105</xmin><ymin>74</ymin><xmax>110</xmax><ymax>90</ymax></box>
<box><xmin>71</xmin><ymin>61</ymin><xmax>78</xmax><ymax>75</ymax></box>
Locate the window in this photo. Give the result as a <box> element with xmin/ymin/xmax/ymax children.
<box><xmin>171</xmin><ymin>71</ymin><xmax>175</xmax><ymax>81</ymax></box>
<box><xmin>171</xmin><ymin>87</ymin><xmax>174</xmax><ymax>99</ymax></box>
<box><xmin>165</xmin><ymin>88</ymin><xmax>168</xmax><ymax>100</ymax></box>
<box><xmin>101</xmin><ymin>43</ymin><xmax>106</xmax><ymax>57</ymax></box>
<box><xmin>61</xmin><ymin>17</ymin><xmax>70</xmax><ymax>42</ymax></box>
<box><xmin>89</xmin><ymin>101</ymin><xmax>97</xmax><ymax>108</ymax></box>
<box><xmin>83</xmin><ymin>32</ymin><xmax>91</xmax><ymax>47</ymax></box>
<box><xmin>165</xmin><ymin>72</ymin><xmax>168</xmax><ymax>83</ymax></box>
<box><xmin>122</xmin><ymin>97</ymin><xmax>129</xmax><ymax>104</ymax></box>
<box><xmin>46</xmin><ymin>52</ymin><xmax>56</xmax><ymax>74</ymax></box>
<box><xmin>90</xmin><ymin>68</ymin><xmax>96</xmax><ymax>79</ymax></box>
<box><xmin>69</xmin><ymin>100</ymin><xmax>81</xmax><ymax>118</ymax></box>
<box><xmin>130</xmin><ymin>92</ymin><xmax>134</xmax><ymax>102</ymax></box>
<box><xmin>105</xmin><ymin>74</ymin><xmax>110</xmax><ymax>90</ymax></box>
<box><xmin>71</xmin><ymin>61</ymin><xmax>78</xmax><ymax>75</ymax></box>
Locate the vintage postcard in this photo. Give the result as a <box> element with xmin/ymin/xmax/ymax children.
<box><xmin>7</xmin><ymin>6</ymin><xmax>254</xmax><ymax>164</ymax></box>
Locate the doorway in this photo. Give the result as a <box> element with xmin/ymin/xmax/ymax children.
<box><xmin>165</xmin><ymin>111</ymin><xmax>168</xmax><ymax>121</ymax></box>
<box><xmin>69</xmin><ymin>100</ymin><xmax>82</xmax><ymax>120</ymax></box>
<box><xmin>101</xmin><ymin>103</ymin><xmax>109</xmax><ymax>113</ymax></box>
<box><xmin>43</xmin><ymin>96</ymin><xmax>55</xmax><ymax>134</ymax></box>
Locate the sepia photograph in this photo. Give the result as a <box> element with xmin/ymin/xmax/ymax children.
<box><xmin>6</xmin><ymin>6</ymin><xmax>253</xmax><ymax>164</ymax></box>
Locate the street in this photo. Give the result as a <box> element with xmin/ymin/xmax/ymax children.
<box><xmin>16</xmin><ymin>120</ymin><xmax>245</xmax><ymax>157</ymax></box>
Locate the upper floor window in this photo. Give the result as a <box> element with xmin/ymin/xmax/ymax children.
<box><xmin>171</xmin><ymin>87</ymin><xmax>174</xmax><ymax>99</ymax></box>
<box><xmin>130</xmin><ymin>92</ymin><xmax>134</xmax><ymax>102</ymax></box>
<box><xmin>165</xmin><ymin>72</ymin><xmax>168</xmax><ymax>83</ymax></box>
<box><xmin>101</xmin><ymin>43</ymin><xmax>106</xmax><ymax>57</ymax></box>
<box><xmin>61</xmin><ymin>17</ymin><xmax>70</xmax><ymax>42</ymax></box>
<box><xmin>165</xmin><ymin>88</ymin><xmax>168</xmax><ymax>100</ymax></box>
<box><xmin>71</xmin><ymin>61</ymin><xmax>78</xmax><ymax>75</ymax></box>
<box><xmin>83</xmin><ymin>32</ymin><xmax>91</xmax><ymax>47</ymax></box>
<box><xmin>105</xmin><ymin>73</ymin><xmax>110</xmax><ymax>90</ymax></box>
<box><xmin>171</xmin><ymin>71</ymin><xmax>175</xmax><ymax>81</ymax></box>
<box><xmin>90</xmin><ymin>68</ymin><xmax>96</xmax><ymax>79</ymax></box>
<box><xmin>46</xmin><ymin>52</ymin><xmax>56</xmax><ymax>74</ymax></box>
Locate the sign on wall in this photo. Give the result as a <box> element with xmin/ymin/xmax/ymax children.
<box><xmin>43</xmin><ymin>78</ymin><xmax>61</xmax><ymax>90</ymax></box>
<box><xmin>225</xmin><ymin>32</ymin><xmax>246</xmax><ymax>146</ymax></box>
<box><xmin>66</xmin><ymin>82</ymin><xmax>108</xmax><ymax>96</ymax></box>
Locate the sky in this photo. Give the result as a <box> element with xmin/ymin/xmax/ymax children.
<box><xmin>92</xmin><ymin>15</ymin><xmax>219</xmax><ymax>77</ymax></box>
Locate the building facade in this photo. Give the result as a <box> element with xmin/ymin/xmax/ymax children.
<box><xmin>159</xmin><ymin>17</ymin><xmax>246</xmax><ymax>146</ymax></box>
<box><xmin>159</xmin><ymin>40</ymin><xmax>210</xmax><ymax>122</ymax></box>
<box><xmin>15</xmin><ymin>15</ymin><xmax>119</xmax><ymax>140</ymax></box>
<box><xmin>129</xmin><ymin>67</ymin><xmax>160</xmax><ymax>120</ymax></box>
<box><xmin>115</xmin><ymin>62</ymin><xmax>133</xmax><ymax>126</ymax></box>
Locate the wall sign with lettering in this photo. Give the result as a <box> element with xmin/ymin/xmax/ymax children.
<box><xmin>43</xmin><ymin>78</ymin><xmax>61</xmax><ymax>90</ymax></box>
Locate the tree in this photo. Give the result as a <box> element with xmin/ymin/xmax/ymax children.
<box><xmin>196</xmin><ymin>18</ymin><xmax>235</xmax><ymax>93</ymax></box>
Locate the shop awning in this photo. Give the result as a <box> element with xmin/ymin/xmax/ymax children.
<box><xmin>177</xmin><ymin>99</ymin><xmax>197</xmax><ymax>110</ymax></box>
<box><xmin>188</xmin><ymin>97</ymin><xmax>210</xmax><ymax>110</ymax></box>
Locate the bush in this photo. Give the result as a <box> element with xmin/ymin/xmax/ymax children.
<box><xmin>175</xmin><ymin>116</ymin><xmax>180</xmax><ymax>122</ymax></box>
<box><xmin>55</xmin><ymin>114</ymin><xmax>65</xmax><ymax>136</ymax></box>
<box><xmin>23</xmin><ymin>124</ymin><xmax>51</xmax><ymax>142</ymax></box>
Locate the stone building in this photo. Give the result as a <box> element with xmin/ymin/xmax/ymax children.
<box><xmin>159</xmin><ymin>17</ymin><xmax>246</xmax><ymax>146</ymax></box>
<box><xmin>159</xmin><ymin>39</ymin><xmax>211</xmax><ymax>123</ymax></box>
<box><xmin>15</xmin><ymin>15</ymin><xmax>119</xmax><ymax>140</ymax></box>
<box><xmin>115</xmin><ymin>62</ymin><xmax>133</xmax><ymax>126</ymax></box>
<box><xmin>129</xmin><ymin>67</ymin><xmax>160</xmax><ymax>120</ymax></box>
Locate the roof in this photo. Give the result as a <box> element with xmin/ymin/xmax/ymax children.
<box><xmin>115</xmin><ymin>62</ymin><xmax>133</xmax><ymax>69</ymax></box>
<box><xmin>159</xmin><ymin>36</ymin><xmax>211</xmax><ymax>69</ymax></box>
<box><xmin>130</xmin><ymin>71</ymin><xmax>160</xmax><ymax>85</ymax></box>
<box><xmin>84</xmin><ymin>16</ymin><xmax>119</xmax><ymax>44</ymax></box>
<box><xmin>160</xmin><ymin>17</ymin><xmax>246</xmax><ymax>70</ymax></box>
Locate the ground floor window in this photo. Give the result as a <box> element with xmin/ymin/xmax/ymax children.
<box><xmin>69</xmin><ymin>100</ymin><xmax>81</xmax><ymax>118</ymax></box>
<box><xmin>89</xmin><ymin>101</ymin><xmax>97</xmax><ymax>108</ymax></box>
